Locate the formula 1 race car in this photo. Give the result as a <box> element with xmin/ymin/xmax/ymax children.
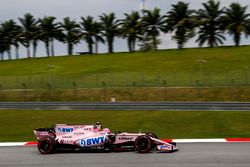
<box><xmin>33</xmin><ymin>122</ymin><xmax>178</xmax><ymax>154</ymax></box>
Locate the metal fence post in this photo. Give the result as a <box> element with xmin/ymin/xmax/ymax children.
<box><xmin>0</xmin><ymin>83</ymin><xmax>2</xmax><ymax>100</ymax></box>
<box><xmin>244</xmin><ymin>66</ymin><xmax>249</xmax><ymax>85</ymax></box>
<box><xmin>197</xmin><ymin>60</ymin><xmax>207</xmax><ymax>86</ymax></box>
<box><xmin>225</xmin><ymin>67</ymin><xmax>230</xmax><ymax>86</ymax></box>
<box><xmin>22</xmin><ymin>83</ymin><xmax>27</xmax><ymax>101</ymax></box>
<box><xmin>141</xmin><ymin>71</ymin><xmax>145</xmax><ymax>87</ymax></box>
<box><xmin>47</xmin><ymin>82</ymin><xmax>52</xmax><ymax>101</ymax></box>
<box><xmin>102</xmin><ymin>81</ymin><xmax>107</xmax><ymax>101</ymax></box>
<box><xmin>95</xmin><ymin>73</ymin><xmax>99</xmax><ymax>87</ymax></box>
<box><xmin>72</xmin><ymin>82</ymin><xmax>77</xmax><ymax>101</ymax></box>
<box><xmin>163</xmin><ymin>80</ymin><xmax>167</xmax><ymax>101</ymax></box>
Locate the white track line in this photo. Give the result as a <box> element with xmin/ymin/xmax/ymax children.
<box><xmin>0</xmin><ymin>138</ymin><xmax>250</xmax><ymax>147</ymax></box>
<box><xmin>173</xmin><ymin>139</ymin><xmax>227</xmax><ymax>143</ymax></box>
<box><xmin>0</xmin><ymin>142</ymin><xmax>27</xmax><ymax>147</ymax></box>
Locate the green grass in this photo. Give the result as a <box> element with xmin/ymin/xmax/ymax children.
<box><xmin>0</xmin><ymin>46</ymin><xmax>250</xmax><ymax>89</ymax></box>
<box><xmin>0</xmin><ymin>110</ymin><xmax>249</xmax><ymax>141</ymax></box>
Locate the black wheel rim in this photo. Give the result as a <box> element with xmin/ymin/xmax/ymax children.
<box><xmin>138</xmin><ymin>138</ymin><xmax>149</xmax><ymax>150</ymax></box>
<box><xmin>40</xmin><ymin>140</ymin><xmax>51</xmax><ymax>153</ymax></box>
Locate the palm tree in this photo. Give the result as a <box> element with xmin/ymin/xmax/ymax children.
<box><xmin>60</xmin><ymin>17</ymin><xmax>82</xmax><ymax>55</ymax></box>
<box><xmin>0</xmin><ymin>20</ymin><xmax>14</xmax><ymax>60</ymax></box>
<box><xmin>99</xmin><ymin>13</ymin><xmax>120</xmax><ymax>53</ymax></box>
<box><xmin>120</xmin><ymin>11</ymin><xmax>142</xmax><ymax>52</ymax></box>
<box><xmin>18</xmin><ymin>13</ymin><xmax>37</xmax><ymax>58</ymax></box>
<box><xmin>0</xmin><ymin>20</ymin><xmax>23</xmax><ymax>60</ymax></box>
<box><xmin>0</xmin><ymin>28</ymin><xmax>8</xmax><ymax>60</ymax></box>
<box><xmin>11</xmin><ymin>23</ymin><xmax>23</xmax><ymax>59</ymax></box>
<box><xmin>80</xmin><ymin>16</ymin><xmax>96</xmax><ymax>54</ymax></box>
<box><xmin>196</xmin><ymin>0</ymin><xmax>225</xmax><ymax>47</ymax></box>
<box><xmin>221</xmin><ymin>3</ymin><xmax>250</xmax><ymax>46</ymax></box>
<box><xmin>166</xmin><ymin>2</ymin><xmax>195</xmax><ymax>49</ymax></box>
<box><xmin>92</xmin><ymin>22</ymin><xmax>105</xmax><ymax>54</ymax></box>
<box><xmin>38</xmin><ymin>16</ymin><xmax>61</xmax><ymax>57</ymax></box>
<box><xmin>30</xmin><ymin>25</ymin><xmax>41</xmax><ymax>58</ymax></box>
<box><xmin>142</xmin><ymin>8</ymin><xmax>165</xmax><ymax>50</ymax></box>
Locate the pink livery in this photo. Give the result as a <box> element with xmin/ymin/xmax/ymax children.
<box><xmin>33</xmin><ymin>122</ymin><xmax>178</xmax><ymax>154</ymax></box>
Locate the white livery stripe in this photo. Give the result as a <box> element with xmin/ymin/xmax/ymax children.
<box><xmin>173</xmin><ymin>139</ymin><xmax>227</xmax><ymax>143</ymax></box>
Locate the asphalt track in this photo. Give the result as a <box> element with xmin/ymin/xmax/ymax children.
<box><xmin>0</xmin><ymin>143</ymin><xmax>249</xmax><ymax>167</ymax></box>
<box><xmin>0</xmin><ymin>102</ymin><xmax>250</xmax><ymax>110</ymax></box>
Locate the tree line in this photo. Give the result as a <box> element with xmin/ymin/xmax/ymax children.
<box><xmin>0</xmin><ymin>0</ymin><xmax>250</xmax><ymax>60</ymax></box>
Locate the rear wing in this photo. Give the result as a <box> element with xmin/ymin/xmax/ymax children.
<box><xmin>33</xmin><ymin>127</ymin><xmax>55</xmax><ymax>140</ymax></box>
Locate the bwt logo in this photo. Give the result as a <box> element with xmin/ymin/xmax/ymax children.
<box><xmin>80</xmin><ymin>136</ymin><xmax>105</xmax><ymax>146</ymax></box>
<box><xmin>58</xmin><ymin>128</ymin><xmax>73</xmax><ymax>133</ymax></box>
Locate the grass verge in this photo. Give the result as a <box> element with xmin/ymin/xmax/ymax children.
<box><xmin>0</xmin><ymin>110</ymin><xmax>249</xmax><ymax>142</ymax></box>
<box><xmin>0</xmin><ymin>46</ymin><xmax>250</xmax><ymax>89</ymax></box>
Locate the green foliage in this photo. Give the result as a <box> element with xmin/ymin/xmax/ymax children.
<box><xmin>1</xmin><ymin>2</ymin><xmax>250</xmax><ymax>58</ymax></box>
<box><xmin>99</xmin><ymin>13</ymin><xmax>120</xmax><ymax>53</ymax></box>
<box><xmin>120</xmin><ymin>11</ymin><xmax>142</xmax><ymax>52</ymax></box>
<box><xmin>38</xmin><ymin>16</ymin><xmax>61</xmax><ymax>57</ymax></box>
<box><xmin>142</xmin><ymin>8</ymin><xmax>165</xmax><ymax>50</ymax></box>
<box><xmin>196</xmin><ymin>0</ymin><xmax>225</xmax><ymax>47</ymax></box>
<box><xmin>221</xmin><ymin>3</ymin><xmax>250</xmax><ymax>46</ymax></box>
<box><xmin>166</xmin><ymin>2</ymin><xmax>195</xmax><ymax>49</ymax></box>
<box><xmin>18</xmin><ymin>13</ymin><xmax>37</xmax><ymax>58</ymax></box>
<box><xmin>60</xmin><ymin>17</ymin><xmax>82</xmax><ymax>55</ymax></box>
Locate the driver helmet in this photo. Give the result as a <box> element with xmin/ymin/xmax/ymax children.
<box><xmin>95</xmin><ymin>122</ymin><xmax>102</xmax><ymax>130</ymax></box>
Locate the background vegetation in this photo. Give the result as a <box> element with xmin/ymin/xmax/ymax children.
<box><xmin>0</xmin><ymin>0</ymin><xmax>250</xmax><ymax>59</ymax></box>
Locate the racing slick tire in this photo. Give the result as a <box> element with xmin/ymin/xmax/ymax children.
<box><xmin>135</xmin><ymin>135</ymin><xmax>152</xmax><ymax>153</ymax></box>
<box><xmin>37</xmin><ymin>137</ymin><xmax>57</xmax><ymax>154</ymax></box>
<box><xmin>146</xmin><ymin>132</ymin><xmax>158</xmax><ymax>149</ymax></box>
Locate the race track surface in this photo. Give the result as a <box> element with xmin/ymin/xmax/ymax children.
<box><xmin>0</xmin><ymin>143</ymin><xmax>249</xmax><ymax>167</ymax></box>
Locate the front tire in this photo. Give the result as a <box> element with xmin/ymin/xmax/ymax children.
<box><xmin>135</xmin><ymin>135</ymin><xmax>152</xmax><ymax>153</ymax></box>
<box><xmin>37</xmin><ymin>137</ymin><xmax>57</xmax><ymax>154</ymax></box>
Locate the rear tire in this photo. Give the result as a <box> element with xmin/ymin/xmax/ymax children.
<box><xmin>37</xmin><ymin>137</ymin><xmax>57</xmax><ymax>154</ymax></box>
<box><xmin>135</xmin><ymin>135</ymin><xmax>152</xmax><ymax>153</ymax></box>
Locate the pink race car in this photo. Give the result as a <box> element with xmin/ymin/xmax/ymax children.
<box><xmin>33</xmin><ymin>122</ymin><xmax>178</xmax><ymax>154</ymax></box>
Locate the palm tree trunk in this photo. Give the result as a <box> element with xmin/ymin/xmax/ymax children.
<box><xmin>7</xmin><ymin>49</ymin><xmax>11</xmax><ymax>60</ymax></box>
<box><xmin>0</xmin><ymin>53</ymin><xmax>4</xmax><ymax>60</ymax></box>
<box><xmin>127</xmin><ymin>38</ymin><xmax>132</xmax><ymax>52</ymax></box>
<box><xmin>33</xmin><ymin>40</ymin><xmax>37</xmax><ymax>58</ymax></box>
<box><xmin>15</xmin><ymin>45</ymin><xmax>19</xmax><ymax>59</ymax></box>
<box><xmin>108</xmin><ymin>37</ymin><xmax>113</xmax><ymax>53</ymax></box>
<box><xmin>153</xmin><ymin>36</ymin><xmax>158</xmax><ymax>50</ymax></box>
<box><xmin>132</xmin><ymin>38</ymin><xmax>136</xmax><ymax>52</ymax></box>
<box><xmin>51</xmin><ymin>39</ymin><xmax>55</xmax><ymax>56</ymax></box>
<box><xmin>68</xmin><ymin>42</ymin><xmax>73</xmax><ymax>55</ymax></box>
<box><xmin>27</xmin><ymin>43</ymin><xmax>31</xmax><ymax>58</ymax></box>
<box><xmin>95</xmin><ymin>40</ymin><xmax>98</xmax><ymax>54</ymax></box>
<box><xmin>87</xmin><ymin>39</ymin><xmax>93</xmax><ymax>54</ymax></box>
<box><xmin>234</xmin><ymin>32</ymin><xmax>240</xmax><ymax>47</ymax></box>
<box><xmin>45</xmin><ymin>41</ymin><xmax>50</xmax><ymax>57</ymax></box>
